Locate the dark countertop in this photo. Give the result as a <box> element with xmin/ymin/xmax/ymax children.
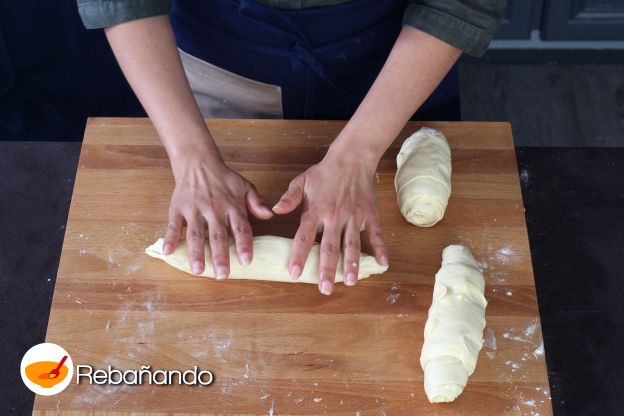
<box><xmin>516</xmin><ymin>148</ymin><xmax>624</xmax><ymax>416</ymax></box>
<box><xmin>1</xmin><ymin>143</ymin><xmax>622</xmax><ymax>415</ymax></box>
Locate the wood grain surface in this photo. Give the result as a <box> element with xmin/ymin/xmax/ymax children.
<box><xmin>33</xmin><ymin>118</ymin><xmax>552</xmax><ymax>415</ymax></box>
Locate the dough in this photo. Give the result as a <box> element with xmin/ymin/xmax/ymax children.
<box><xmin>145</xmin><ymin>235</ymin><xmax>388</xmax><ymax>284</ymax></box>
<box><xmin>394</xmin><ymin>128</ymin><xmax>452</xmax><ymax>227</ymax></box>
<box><xmin>420</xmin><ymin>245</ymin><xmax>487</xmax><ymax>403</ymax></box>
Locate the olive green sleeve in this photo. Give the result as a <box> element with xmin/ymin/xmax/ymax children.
<box><xmin>77</xmin><ymin>0</ymin><xmax>173</xmax><ymax>29</ymax></box>
<box><xmin>403</xmin><ymin>0</ymin><xmax>507</xmax><ymax>57</ymax></box>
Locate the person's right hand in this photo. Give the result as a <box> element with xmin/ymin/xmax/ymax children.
<box><xmin>162</xmin><ymin>153</ymin><xmax>273</xmax><ymax>278</ymax></box>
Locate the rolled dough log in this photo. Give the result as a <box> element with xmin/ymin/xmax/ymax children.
<box><xmin>145</xmin><ymin>235</ymin><xmax>388</xmax><ymax>284</ymax></box>
<box><xmin>394</xmin><ymin>128</ymin><xmax>452</xmax><ymax>227</ymax></box>
<box><xmin>420</xmin><ymin>245</ymin><xmax>487</xmax><ymax>403</ymax></box>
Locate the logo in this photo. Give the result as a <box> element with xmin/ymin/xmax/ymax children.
<box><xmin>21</xmin><ymin>343</ymin><xmax>73</xmax><ymax>396</ymax></box>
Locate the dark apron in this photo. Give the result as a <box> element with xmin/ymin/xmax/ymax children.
<box><xmin>170</xmin><ymin>0</ymin><xmax>459</xmax><ymax>120</ymax></box>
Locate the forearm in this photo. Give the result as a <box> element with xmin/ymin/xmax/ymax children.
<box><xmin>105</xmin><ymin>15</ymin><xmax>221</xmax><ymax>171</ymax></box>
<box><xmin>327</xmin><ymin>26</ymin><xmax>461</xmax><ymax>167</ymax></box>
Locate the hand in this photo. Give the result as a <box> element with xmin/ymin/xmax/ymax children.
<box><xmin>163</xmin><ymin>153</ymin><xmax>273</xmax><ymax>278</ymax></box>
<box><xmin>272</xmin><ymin>148</ymin><xmax>388</xmax><ymax>295</ymax></box>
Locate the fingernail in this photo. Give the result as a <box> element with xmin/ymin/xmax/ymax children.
<box><xmin>192</xmin><ymin>261</ymin><xmax>203</xmax><ymax>275</ymax></box>
<box><xmin>320</xmin><ymin>279</ymin><xmax>333</xmax><ymax>295</ymax></box>
<box><xmin>345</xmin><ymin>272</ymin><xmax>357</xmax><ymax>286</ymax></box>
<box><xmin>216</xmin><ymin>267</ymin><xmax>229</xmax><ymax>280</ymax></box>
<box><xmin>290</xmin><ymin>265</ymin><xmax>302</xmax><ymax>280</ymax></box>
<box><xmin>379</xmin><ymin>255</ymin><xmax>388</xmax><ymax>266</ymax></box>
<box><xmin>271</xmin><ymin>202</ymin><xmax>281</xmax><ymax>211</ymax></box>
<box><xmin>240</xmin><ymin>252</ymin><xmax>252</xmax><ymax>266</ymax></box>
<box><xmin>163</xmin><ymin>243</ymin><xmax>172</xmax><ymax>255</ymax></box>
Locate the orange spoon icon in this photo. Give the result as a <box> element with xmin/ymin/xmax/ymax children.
<box><xmin>38</xmin><ymin>355</ymin><xmax>68</xmax><ymax>379</ymax></box>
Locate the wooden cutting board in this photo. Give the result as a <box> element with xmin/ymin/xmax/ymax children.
<box><xmin>33</xmin><ymin>118</ymin><xmax>552</xmax><ymax>415</ymax></box>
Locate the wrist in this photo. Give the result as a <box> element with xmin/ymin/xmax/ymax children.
<box><xmin>169</xmin><ymin>142</ymin><xmax>224</xmax><ymax>181</ymax></box>
<box><xmin>324</xmin><ymin>132</ymin><xmax>383</xmax><ymax>176</ymax></box>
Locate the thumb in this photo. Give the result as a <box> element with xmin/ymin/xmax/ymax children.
<box><xmin>246</xmin><ymin>187</ymin><xmax>274</xmax><ymax>220</ymax></box>
<box><xmin>272</xmin><ymin>176</ymin><xmax>304</xmax><ymax>215</ymax></box>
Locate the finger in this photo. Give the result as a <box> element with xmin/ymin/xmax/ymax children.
<box><xmin>318</xmin><ymin>223</ymin><xmax>342</xmax><ymax>296</ymax></box>
<box><xmin>365</xmin><ymin>217</ymin><xmax>388</xmax><ymax>267</ymax></box>
<box><xmin>272</xmin><ymin>176</ymin><xmax>304</xmax><ymax>215</ymax></box>
<box><xmin>229</xmin><ymin>211</ymin><xmax>253</xmax><ymax>266</ymax></box>
<box><xmin>206</xmin><ymin>215</ymin><xmax>230</xmax><ymax>280</ymax></box>
<box><xmin>288</xmin><ymin>214</ymin><xmax>318</xmax><ymax>280</ymax></box>
<box><xmin>185</xmin><ymin>214</ymin><xmax>206</xmax><ymax>275</ymax></box>
<box><xmin>163</xmin><ymin>214</ymin><xmax>184</xmax><ymax>255</ymax></box>
<box><xmin>342</xmin><ymin>219</ymin><xmax>362</xmax><ymax>287</ymax></box>
<box><xmin>246</xmin><ymin>186</ymin><xmax>274</xmax><ymax>220</ymax></box>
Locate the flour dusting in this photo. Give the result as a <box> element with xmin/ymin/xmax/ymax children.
<box><xmin>533</xmin><ymin>340</ymin><xmax>545</xmax><ymax>357</ymax></box>
<box><xmin>385</xmin><ymin>293</ymin><xmax>400</xmax><ymax>304</ymax></box>
<box><xmin>483</xmin><ymin>327</ymin><xmax>497</xmax><ymax>351</ymax></box>
<box><xmin>267</xmin><ymin>398</ymin><xmax>275</xmax><ymax>416</ymax></box>
<box><xmin>525</xmin><ymin>322</ymin><xmax>537</xmax><ymax>337</ymax></box>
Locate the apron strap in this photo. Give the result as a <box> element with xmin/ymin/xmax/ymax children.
<box><xmin>239</xmin><ymin>0</ymin><xmax>347</xmax><ymax>91</ymax></box>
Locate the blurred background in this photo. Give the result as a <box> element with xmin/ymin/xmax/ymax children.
<box><xmin>0</xmin><ymin>0</ymin><xmax>623</xmax><ymax>146</ymax></box>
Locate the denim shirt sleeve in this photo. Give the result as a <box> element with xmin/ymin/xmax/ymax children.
<box><xmin>77</xmin><ymin>0</ymin><xmax>506</xmax><ymax>56</ymax></box>
<box><xmin>403</xmin><ymin>0</ymin><xmax>507</xmax><ymax>57</ymax></box>
<box><xmin>77</xmin><ymin>0</ymin><xmax>173</xmax><ymax>29</ymax></box>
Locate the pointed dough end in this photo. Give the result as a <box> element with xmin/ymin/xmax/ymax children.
<box><xmin>145</xmin><ymin>238</ymin><xmax>166</xmax><ymax>259</ymax></box>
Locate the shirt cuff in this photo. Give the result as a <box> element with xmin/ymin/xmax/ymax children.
<box><xmin>78</xmin><ymin>0</ymin><xmax>173</xmax><ymax>29</ymax></box>
<box><xmin>403</xmin><ymin>4</ymin><xmax>499</xmax><ymax>57</ymax></box>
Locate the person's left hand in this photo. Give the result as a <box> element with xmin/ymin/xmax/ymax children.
<box><xmin>272</xmin><ymin>147</ymin><xmax>388</xmax><ymax>295</ymax></box>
